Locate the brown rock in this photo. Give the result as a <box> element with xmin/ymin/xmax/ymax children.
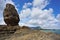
<box><xmin>3</xmin><ymin>3</ymin><xmax>20</xmax><ymax>26</ymax></box>
<box><xmin>21</xmin><ymin>26</ymin><xmax>30</xmax><ymax>29</ymax></box>
<box><xmin>5</xmin><ymin>30</ymin><xmax>60</xmax><ymax>40</ymax></box>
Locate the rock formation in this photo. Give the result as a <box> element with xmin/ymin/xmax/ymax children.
<box><xmin>5</xmin><ymin>29</ymin><xmax>60</xmax><ymax>40</ymax></box>
<box><xmin>3</xmin><ymin>3</ymin><xmax>20</xmax><ymax>26</ymax></box>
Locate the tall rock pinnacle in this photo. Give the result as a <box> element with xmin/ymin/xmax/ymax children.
<box><xmin>3</xmin><ymin>3</ymin><xmax>20</xmax><ymax>26</ymax></box>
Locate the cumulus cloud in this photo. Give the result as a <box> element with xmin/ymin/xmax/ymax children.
<box><xmin>0</xmin><ymin>18</ymin><xmax>6</xmax><ymax>25</ymax></box>
<box><xmin>0</xmin><ymin>0</ymin><xmax>18</xmax><ymax>25</ymax></box>
<box><xmin>33</xmin><ymin>0</ymin><xmax>49</xmax><ymax>9</ymax></box>
<box><xmin>23</xmin><ymin>2</ymin><xmax>32</xmax><ymax>9</ymax></box>
<box><xmin>0</xmin><ymin>0</ymin><xmax>6</xmax><ymax>25</ymax></box>
<box><xmin>57</xmin><ymin>14</ymin><xmax>60</xmax><ymax>22</ymax></box>
<box><xmin>20</xmin><ymin>8</ymin><xmax>31</xmax><ymax>20</ymax></box>
<box><xmin>5</xmin><ymin>0</ymin><xmax>15</xmax><ymax>5</ymax></box>
<box><xmin>19</xmin><ymin>0</ymin><xmax>60</xmax><ymax>29</ymax></box>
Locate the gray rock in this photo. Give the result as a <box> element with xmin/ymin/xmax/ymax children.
<box><xmin>3</xmin><ymin>3</ymin><xmax>20</xmax><ymax>26</ymax></box>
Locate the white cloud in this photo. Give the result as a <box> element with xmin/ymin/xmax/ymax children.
<box><xmin>33</xmin><ymin>0</ymin><xmax>49</xmax><ymax>9</ymax></box>
<box><xmin>0</xmin><ymin>18</ymin><xmax>6</xmax><ymax>25</ymax></box>
<box><xmin>19</xmin><ymin>0</ymin><xmax>60</xmax><ymax>29</ymax></box>
<box><xmin>0</xmin><ymin>0</ymin><xmax>6</xmax><ymax>25</ymax></box>
<box><xmin>56</xmin><ymin>14</ymin><xmax>60</xmax><ymax>22</ymax></box>
<box><xmin>23</xmin><ymin>2</ymin><xmax>32</xmax><ymax>9</ymax></box>
<box><xmin>20</xmin><ymin>8</ymin><xmax>31</xmax><ymax>20</ymax></box>
<box><xmin>5</xmin><ymin>0</ymin><xmax>15</xmax><ymax>5</ymax></box>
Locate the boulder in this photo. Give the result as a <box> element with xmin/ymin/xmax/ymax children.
<box><xmin>3</xmin><ymin>3</ymin><xmax>20</xmax><ymax>26</ymax></box>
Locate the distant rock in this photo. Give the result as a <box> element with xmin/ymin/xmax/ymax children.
<box><xmin>30</xmin><ymin>26</ymin><xmax>42</xmax><ymax>30</ymax></box>
<box><xmin>21</xmin><ymin>26</ymin><xmax>30</xmax><ymax>29</ymax></box>
<box><xmin>3</xmin><ymin>3</ymin><xmax>20</xmax><ymax>26</ymax></box>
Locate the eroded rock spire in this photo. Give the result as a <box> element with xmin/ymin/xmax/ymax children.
<box><xmin>3</xmin><ymin>3</ymin><xmax>20</xmax><ymax>26</ymax></box>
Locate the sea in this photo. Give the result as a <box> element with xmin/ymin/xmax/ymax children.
<box><xmin>41</xmin><ymin>29</ymin><xmax>60</xmax><ymax>34</ymax></box>
<box><xmin>30</xmin><ymin>27</ymin><xmax>60</xmax><ymax>34</ymax></box>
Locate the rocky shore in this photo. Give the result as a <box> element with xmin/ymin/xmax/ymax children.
<box><xmin>0</xmin><ymin>25</ymin><xmax>60</xmax><ymax>40</ymax></box>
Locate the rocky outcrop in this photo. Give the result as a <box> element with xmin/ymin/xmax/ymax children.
<box><xmin>3</xmin><ymin>3</ymin><xmax>20</xmax><ymax>26</ymax></box>
<box><xmin>5</xmin><ymin>29</ymin><xmax>60</xmax><ymax>40</ymax></box>
<box><xmin>0</xmin><ymin>25</ymin><xmax>60</xmax><ymax>40</ymax></box>
<box><xmin>0</xmin><ymin>25</ymin><xmax>20</xmax><ymax>40</ymax></box>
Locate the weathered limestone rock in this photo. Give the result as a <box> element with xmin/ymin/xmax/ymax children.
<box><xmin>3</xmin><ymin>3</ymin><xmax>20</xmax><ymax>26</ymax></box>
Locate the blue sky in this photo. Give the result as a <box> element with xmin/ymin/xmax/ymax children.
<box><xmin>12</xmin><ymin>0</ymin><xmax>33</xmax><ymax>12</ymax></box>
<box><xmin>12</xmin><ymin>0</ymin><xmax>60</xmax><ymax>16</ymax></box>
<box><xmin>0</xmin><ymin>0</ymin><xmax>60</xmax><ymax>29</ymax></box>
<box><xmin>45</xmin><ymin>0</ymin><xmax>60</xmax><ymax>16</ymax></box>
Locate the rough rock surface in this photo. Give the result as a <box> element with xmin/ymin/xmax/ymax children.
<box><xmin>5</xmin><ymin>28</ymin><xmax>60</xmax><ymax>40</ymax></box>
<box><xmin>0</xmin><ymin>25</ymin><xmax>60</xmax><ymax>40</ymax></box>
<box><xmin>0</xmin><ymin>25</ymin><xmax>20</xmax><ymax>40</ymax></box>
<box><xmin>3</xmin><ymin>3</ymin><xmax>20</xmax><ymax>26</ymax></box>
